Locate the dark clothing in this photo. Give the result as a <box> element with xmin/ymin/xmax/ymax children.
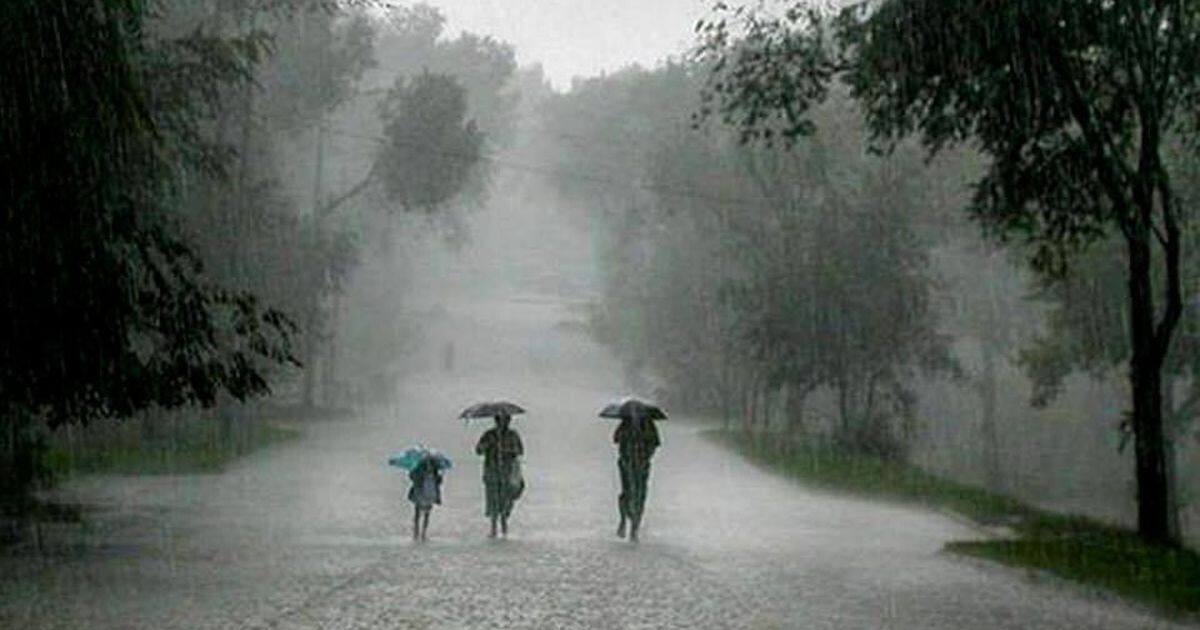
<box><xmin>613</xmin><ymin>418</ymin><xmax>660</xmax><ymax>468</ymax></box>
<box><xmin>407</xmin><ymin>459</ymin><xmax>442</xmax><ymax>509</ymax></box>
<box><xmin>476</xmin><ymin>427</ymin><xmax>524</xmax><ymax>474</ymax></box>
<box><xmin>614</xmin><ymin>419</ymin><xmax>660</xmax><ymax>520</ymax></box>
<box><xmin>618</xmin><ymin>457</ymin><xmax>651</xmax><ymax>520</ymax></box>
<box><xmin>483</xmin><ymin>468</ymin><xmax>523</xmax><ymax>518</ymax></box>
<box><xmin>475</xmin><ymin>427</ymin><xmax>524</xmax><ymax>518</ymax></box>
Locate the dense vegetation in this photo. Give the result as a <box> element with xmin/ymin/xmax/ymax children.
<box><xmin>696</xmin><ymin>0</ymin><xmax>1200</xmax><ymax>547</ymax></box>
<box><xmin>0</xmin><ymin>1</ymin><xmax>507</xmax><ymax>503</ymax></box>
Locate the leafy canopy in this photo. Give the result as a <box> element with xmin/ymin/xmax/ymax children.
<box><xmin>699</xmin><ymin>0</ymin><xmax>1200</xmax><ymax>275</ymax></box>
<box><xmin>376</xmin><ymin>72</ymin><xmax>485</xmax><ymax>213</ymax></box>
<box><xmin>0</xmin><ymin>0</ymin><xmax>296</xmax><ymax>426</ymax></box>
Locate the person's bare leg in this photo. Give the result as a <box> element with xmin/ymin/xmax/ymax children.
<box><xmin>617</xmin><ymin>496</ymin><xmax>627</xmax><ymax>538</ymax></box>
<box><xmin>629</xmin><ymin>473</ymin><xmax>648</xmax><ymax>542</ymax></box>
<box><xmin>618</xmin><ymin>463</ymin><xmax>633</xmax><ymax>539</ymax></box>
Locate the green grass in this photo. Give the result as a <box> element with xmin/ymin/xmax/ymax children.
<box><xmin>948</xmin><ymin>535</ymin><xmax>1200</xmax><ymax>615</ymax></box>
<box><xmin>707</xmin><ymin>429</ymin><xmax>1200</xmax><ymax>617</ymax></box>
<box><xmin>706</xmin><ymin>429</ymin><xmax>1035</xmax><ymax>524</ymax></box>
<box><xmin>45</xmin><ymin>422</ymin><xmax>301</xmax><ymax>477</ymax></box>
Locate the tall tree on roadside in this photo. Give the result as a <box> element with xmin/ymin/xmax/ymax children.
<box><xmin>375</xmin><ymin>72</ymin><xmax>484</xmax><ymax>214</ymax></box>
<box><xmin>698</xmin><ymin>0</ymin><xmax>1200</xmax><ymax>545</ymax></box>
<box><xmin>1020</xmin><ymin>225</ymin><xmax>1200</xmax><ymax>540</ymax></box>
<box><xmin>0</xmin><ymin>1</ymin><xmax>296</xmax><ymax>497</ymax></box>
<box><xmin>243</xmin><ymin>7</ymin><xmax>377</xmax><ymax>408</ymax></box>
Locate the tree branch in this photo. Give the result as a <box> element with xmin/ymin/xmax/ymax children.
<box><xmin>1153</xmin><ymin>171</ymin><xmax>1183</xmax><ymax>362</ymax></box>
<box><xmin>1170</xmin><ymin>387</ymin><xmax>1200</xmax><ymax>430</ymax></box>
<box><xmin>316</xmin><ymin>162</ymin><xmax>377</xmax><ymax>223</ymax></box>
<box><xmin>1151</xmin><ymin>218</ymin><xmax>1169</xmax><ymax>248</ymax></box>
<box><xmin>1042</xmin><ymin>29</ymin><xmax>1133</xmax><ymax>216</ymax></box>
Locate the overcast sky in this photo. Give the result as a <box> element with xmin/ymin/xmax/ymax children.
<box><xmin>422</xmin><ymin>0</ymin><xmax>711</xmax><ymax>89</ymax></box>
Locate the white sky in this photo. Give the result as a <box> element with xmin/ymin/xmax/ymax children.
<box><xmin>421</xmin><ymin>0</ymin><xmax>712</xmax><ymax>89</ymax></box>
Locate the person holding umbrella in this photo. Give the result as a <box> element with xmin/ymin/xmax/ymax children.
<box><xmin>408</xmin><ymin>456</ymin><xmax>443</xmax><ymax>541</ymax></box>
<box><xmin>601</xmin><ymin>398</ymin><xmax>665</xmax><ymax>542</ymax></box>
<box><xmin>466</xmin><ymin>403</ymin><xmax>526</xmax><ymax>538</ymax></box>
<box><xmin>388</xmin><ymin>446</ymin><xmax>452</xmax><ymax>542</ymax></box>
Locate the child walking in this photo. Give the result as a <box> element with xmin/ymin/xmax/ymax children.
<box><xmin>408</xmin><ymin>455</ymin><xmax>443</xmax><ymax>541</ymax></box>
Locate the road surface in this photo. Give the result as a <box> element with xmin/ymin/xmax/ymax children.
<box><xmin>0</xmin><ymin>297</ymin><xmax>1190</xmax><ymax>629</ymax></box>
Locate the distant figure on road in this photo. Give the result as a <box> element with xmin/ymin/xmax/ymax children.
<box><xmin>475</xmin><ymin>412</ymin><xmax>524</xmax><ymax>537</ymax></box>
<box><xmin>442</xmin><ymin>340</ymin><xmax>455</xmax><ymax>373</ymax></box>
<box><xmin>614</xmin><ymin>413</ymin><xmax>660</xmax><ymax>541</ymax></box>
<box><xmin>408</xmin><ymin>456</ymin><xmax>443</xmax><ymax>541</ymax></box>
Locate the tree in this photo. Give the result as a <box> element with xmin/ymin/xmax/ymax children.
<box><xmin>698</xmin><ymin>0</ymin><xmax>1200</xmax><ymax>545</ymax></box>
<box><xmin>706</xmin><ymin>107</ymin><xmax>952</xmax><ymax>457</ymax></box>
<box><xmin>540</xmin><ymin>63</ymin><xmax>950</xmax><ymax>455</ymax></box>
<box><xmin>0</xmin><ymin>1</ymin><xmax>296</xmax><ymax>497</ymax></box>
<box><xmin>262</xmin><ymin>4</ymin><xmax>510</xmax><ymax>408</ymax></box>
<box><xmin>1020</xmin><ymin>225</ymin><xmax>1200</xmax><ymax>540</ymax></box>
<box><xmin>261</xmin><ymin>7</ymin><xmax>377</xmax><ymax>408</ymax></box>
<box><xmin>374</xmin><ymin>4</ymin><xmax>518</xmax><ymax>147</ymax></box>
<box><xmin>375</xmin><ymin>72</ymin><xmax>485</xmax><ymax>213</ymax></box>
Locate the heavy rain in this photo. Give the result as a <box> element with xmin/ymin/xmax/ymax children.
<box><xmin>2</xmin><ymin>1</ymin><xmax>1200</xmax><ymax>628</ymax></box>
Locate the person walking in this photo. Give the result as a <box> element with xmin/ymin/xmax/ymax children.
<box><xmin>407</xmin><ymin>455</ymin><xmax>444</xmax><ymax>541</ymax></box>
<box><xmin>475</xmin><ymin>412</ymin><xmax>524</xmax><ymax>537</ymax></box>
<box><xmin>614</xmin><ymin>411</ymin><xmax>660</xmax><ymax>541</ymax></box>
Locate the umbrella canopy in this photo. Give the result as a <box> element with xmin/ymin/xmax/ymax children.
<box><xmin>388</xmin><ymin>446</ymin><xmax>453</xmax><ymax>471</ymax></box>
<box><xmin>459</xmin><ymin>401</ymin><xmax>526</xmax><ymax>420</ymax></box>
<box><xmin>598</xmin><ymin>398</ymin><xmax>667</xmax><ymax>421</ymax></box>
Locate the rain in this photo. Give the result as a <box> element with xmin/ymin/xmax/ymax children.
<box><xmin>2</xmin><ymin>1</ymin><xmax>1200</xmax><ymax>628</ymax></box>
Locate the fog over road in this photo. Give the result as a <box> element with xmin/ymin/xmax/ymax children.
<box><xmin>0</xmin><ymin>293</ymin><xmax>1189</xmax><ymax>629</ymax></box>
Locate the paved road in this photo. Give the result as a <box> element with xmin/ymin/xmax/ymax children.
<box><xmin>0</xmin><ymin>297</ymin><xmax>1191</xmax><ymax>629</ymax></box>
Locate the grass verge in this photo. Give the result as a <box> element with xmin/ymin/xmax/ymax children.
<box><xmin>44</xmin><ymin>420</ymin><xmax>301</xmax><ymax>476</ymax></box>
<box><xmin>706</xmin><ymin>429</ymin><xmax>1200</xmax><ymax>617</ymax></box>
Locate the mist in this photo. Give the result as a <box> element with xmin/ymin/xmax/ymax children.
<box><xmin>2</xmin><ymin>1</ymin><xmax>1199</xmax><ymax>628</ymax></box>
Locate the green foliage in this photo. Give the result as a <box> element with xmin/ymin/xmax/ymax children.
<box><xmin>699</xmin><ymin>0</ymin><xmax>1200</xmax><ymax>273</ymax></box>
<box><xmin>0</xmin><ymin>0</ymin><xmax>296</xmax><ymax>430</ymax></box>
<box><xmin>697</xmin><ymin>0</ymin><xmax>1200</xmax><ymax>544</ymax></box>
<box><xmin>708</xmin><ymin>429</ymin><xmax>1030</xmax><ymax>524</ymax></box>
<box><xmin>45</xmin><ymin>417</ymin><xmax>300</xmax><ymax>476</ymax></box>
<box><xmin>1019</xmin><ymin>147</ymin><xmax>1200</xmax><ymax>418</ymax></box>
<box><xmin>260</xmin><ymin>9</ymin><xmax>377</xmax><ymax>127</ymax></box>
<box><xmin>375</xmin><ymin>3</ymin><xmax>518</xmax><ymax>146</ymax></box>
<box><xmin>950</xmin><ymin>534</ymin><xmax>1200</xmax><ymax>616</ymax></box>
<box><xmin>542</xmin><ymin>63</ymin><xmax>950</xmax><ymax>457</ymax></box>
<box><xmin>714</xmin><ymin>428</ymin><xmax>1200</xmax><ymax>616</ymax></box>
<box><xmin>376</xmin><ymin>72</ymin><xmax>485</xmax><ymax>213</ymax></box>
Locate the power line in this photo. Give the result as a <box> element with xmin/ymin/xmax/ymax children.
<box><xmin>310</xmin><ymin>122</ymin><xmax>964</xmax><ymax>231</ymax></box>
<box><xmin>253</xmin><ymin>103</ymin><xmax>965</xmax><ymax>232</ymax></box>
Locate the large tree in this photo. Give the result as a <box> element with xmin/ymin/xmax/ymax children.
<box><xmin>0</xmin><ymin>0</ymin><xmax>296</xmax><ymax>494</ymax></box>
<box><xmin>539</xmin><ymin>64</ymin><xmax>950</xmax><ymax>455</ymax></box>
<box><xmin>698</xmin><ymin>0</ymin><xmax>1200</xmax><ymax>544</ymax></box>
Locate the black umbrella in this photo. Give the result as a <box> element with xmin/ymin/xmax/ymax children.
<box><xmin>459</xmin><ymin>401</ymin><xmax>526</xmax><ymax>420</ymax></box>
<box><xmin>598</xmin><ymin>398</ymin><xmax>667</xmax><ymax>421</ymax></box>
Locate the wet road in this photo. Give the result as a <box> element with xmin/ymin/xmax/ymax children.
<box><xmin>0</xmin><ymin>298</ymin><xmax>1191</xmax><ymax>629</ymax></box>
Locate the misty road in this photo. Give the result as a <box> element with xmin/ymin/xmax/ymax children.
<box><xmin>0</xmin><ymin>297</ymin><xmax>1188</xmax><ymax>630</ymax></box>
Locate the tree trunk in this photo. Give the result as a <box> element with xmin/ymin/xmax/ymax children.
<box><xmin>301</xmin><ymin>297</ymin><xmax>321</xmax><ymax>409</ymax></box>
<box><xmin>321</xmin><ymin>291</ymin><xmax>341</xmax><ymax>406</ymax></box>
<box><xmin>1162</xmin><ymin>379</ymin><xmax>1182</xmax><ymax>542</ymax></box>
<box><xmin>785</xmin><ymin>384</ymin><xmax>808</xmax><ymax>444</ymax></box>
<box><xmin>1127</xmin><ymin>232</ymin><xmax>1172</xmax><ymax>545</ymax></box>
<box><xmin>742</xmin><ymin>380</ymin><xmax>756</xmax><ymax>437</ymax></box>
<box><xmin>720</xmin><ymin>374</ymin><xmax>732</xmax><ymax>432</ymax></box>
<box><xmin>302</xmin><ymin>119</ymin><xmax>328</xmax><ymax>410</ymax></box>
<box><xmin>980</xmin><ymin>335</ymin><xmax>1002</xmax><ymax>492</ymax></box>
<box><xmin>837</xmin><ymin>379</ymin><xmax>850</xmax><ymax>438</ymax></box>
